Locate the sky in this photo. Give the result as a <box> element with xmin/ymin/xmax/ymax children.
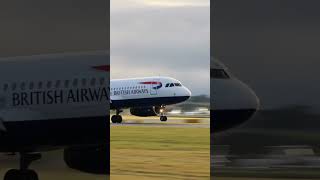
<box><xmin>213</xmin><ymin>0</ymin><xmax>320</xmax><ymax>109</ymax></box>
<box><xmin>111</xmin><ymin>0</ymin><xmax>210</xmax><ymax>96</ymax></box>
<box><xmin>0</xmin><ymin>0</ymin><xmax>108</xmax><ymax>57</ymax></box>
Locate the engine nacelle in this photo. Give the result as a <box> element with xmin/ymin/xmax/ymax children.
<box><xmin>64</xmin><ymin>145</ymin><xmax>109</xmax><ymax>174</ymax></box>
<box><xmin>130</xmin><ymin>106</ymin><xmax>161</xmax><ymax>117</ymax></box>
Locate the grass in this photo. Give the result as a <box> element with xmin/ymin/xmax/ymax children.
<box><xmin>110</xmin><ymin>126</ymin><xmax>210</xmax><ymax>180</ymax></box>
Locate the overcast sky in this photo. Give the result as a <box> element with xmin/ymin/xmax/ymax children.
<box><xmin>213</xmin><ymin>0</ymin><xmax>320</xmax><ymax>109</ymax></box>
<box><xmin>0</xmin><ymin>1</ymin><xmax>108</xmax><ymax>57</ymax></box>
<box><xmin>111</xmin><ymin>0</ymin><xmax>210</xmax><ymax>96</ymax></box>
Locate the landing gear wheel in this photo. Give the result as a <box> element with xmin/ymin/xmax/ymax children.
<box><xmin>4</xmin><ymin>169</ymin><xmax>38</xmax><ymax>180</ymax></box>
<box><xmin>4</xmin><ymin>153</ymin><xmax>41</xmax><ymax>180</ymax></box>
<box><xmin>4</xmin><ymin>169</ymin><xmax>19</xmax><ymax>180</ymax></box>
<box><xmin>27</xmin><ymin>170</ymin><xmax>38</xmax><ymax>180</ymax></box>
<box><xmin>160</xmin><ymin>116</ymin><xmax>167</xmax><ymax>122</ymax></box>
<box><xmin>111</xmin><ymin>115</ymin><xmax>122</xmax><ymax>123</ymax></box>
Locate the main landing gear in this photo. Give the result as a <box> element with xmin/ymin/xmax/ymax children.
<box><xmin>111</xmin><ymin>109</ymin><xmax>123</xmax><ymax>123</ymax></box>
<box><xmin>4</xmin><ymin>153</ymin><xmax>41</xmax><ymax>180</ymax></box>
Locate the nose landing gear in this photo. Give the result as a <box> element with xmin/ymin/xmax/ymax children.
<box><xmin>4</xmin><ymin>153</ymin><xmax>41</xmax><ymax>180</ymax></box>
<box><xmin>160</xmin><ymin>116</ymin><xmax>167</xmax><ymax>122</ymax></box>
<box><xmin>159</xmin><ymin>105</ymin><xmax>167</xmax><ymax>122</ymax></box>
<box><xmin>111</xmin><ymin>109</ymin><xmax>123</xmax><ymax>123</ymax></box>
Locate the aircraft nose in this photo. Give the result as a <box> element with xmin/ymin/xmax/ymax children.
<box><xmin>185</xmin><ymin>87</ymin><xmax>192</xmax><ymax>98</ymax></box>
<box><xmin>212</xmin><ymin>79</ymin><xmax>259</xmax><ymax>111</ymax></box>
<box><xmin>239</xmin><ymin>81</ymin><xmax>259</xmax><ymax>112</ymax></box>
<box><xmin>211</xmin><ymin>78</ymin><xmax>260</xmax><ymax>132</ymax></box>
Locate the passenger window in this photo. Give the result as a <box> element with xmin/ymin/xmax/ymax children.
<box><xmin>47</xmin><ymin>81</ymin><xmax>52</xmax><ymax>88</ymax></box>
<box><xmin>38</xmin><ymin>82</ymin><xmax>43</xmax><ymax>89</ymax></box>
<box><xmin>12</xmin><ymin>83</ymin><xmax>17</xmax><ymax>91</ymax></box>
<box><xmin>3</xmin><ymin>84</ymin><xmax>8</xmax><ymax>91</ymax></box>
<box><xmin>29</xmin><ymin>82</ymin><xmax>34</xmax><ymax>90</ymax></box>
<box><xmin>100</xmin><ymin>77</ymin><xmax>105</xmax><ymax>85</ymax></box>
<box><xmin>20</xmin><ymin>82</ymin><xmax>26</xmax><ymax>90</ymax></box>
<box><xmin>90</xmin><ymin>78</ymin><xmax>96</xmax><ymax>86</ymax></box>
<box><xmin>55</xmin><ymin>80</ymin><xmax>61</xmax><ymax>88</ymax></box>
<box><xmin>64</xmin><ymin>80</ymin><xmax>70</xmax><ymax>88</ymax></box>
<box><xmin>82</xmin><ymin>78</ymin><xmax>87</xmax><ymax>86</ymax></box>
<box><xmin>73</xmin><ymin>79</ymin><xmax>78</xmax><ymax>87</ymax></box>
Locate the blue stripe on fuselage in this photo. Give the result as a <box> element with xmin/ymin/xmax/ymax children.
<box><xmin>111</xmin><ymin>96</ymin><xmax>190</xmax><ymax>109</ymax></box>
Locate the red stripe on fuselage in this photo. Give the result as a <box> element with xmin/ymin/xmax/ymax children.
<box><xmin>93</xmin><ymin>65</ymin><xmax>110</xmax><ymax>72</ymax></box>
<box><xmin>140</xmin><ymin>81</ymin><xmax>161</xmax><ymax>85</ymax></box>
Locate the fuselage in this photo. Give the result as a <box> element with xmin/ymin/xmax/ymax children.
<box><xmin>110</xmin><ymin>77</ymin><xmax>191</xmax><ymax>109</ymax></box>
<box><xmin>211</xmin><ymin>58</ymin><xmax>259</xmax><ymax>132</ymax></box>
<box><xmin>0</xmin><ymin>51</ymin><xmax>109</xmax><ymax>152</ymax></box>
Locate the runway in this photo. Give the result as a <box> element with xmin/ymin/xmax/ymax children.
<box><xmin>211</xmin><ymin>145</ymin><xmax>320</xmax><ymax>179</ymax></box>
<box><xmin>110</xmin><ymin>116</ymin><xmax>210</xmax><ymax>128</ymax></box>
<box><xmin>111</xmin><ymin>122</ymin><xmax>209</xmax><ymax>128</ymax></box>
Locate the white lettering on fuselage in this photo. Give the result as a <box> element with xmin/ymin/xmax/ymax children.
<box><xmin>111</xmin><ymin>88</ymin><xmax>149</xmax><ymax>96</ymax></box>
<box><xmin>12</xmin><ymin>87</ymin><xmax>109</xmax><ymax>106</ymax></box>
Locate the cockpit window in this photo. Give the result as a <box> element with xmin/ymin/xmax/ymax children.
<box><xmin>211</xmin><ymin>69</ymin><xmax>230</xmax><ymax>79</ymax></box>
<box><xmin>165</xmin><ymin>82</ymin><xmax>182</xmax><ymax>87</ymax></box>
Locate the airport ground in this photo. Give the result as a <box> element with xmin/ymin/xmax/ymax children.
<box><xmin>0</xmin><ymin>115</ymin><xmax>208</xmax><ymax>180</ymax></box>
<box><xmin>110</xmin><ymin>115</ymin><xmax>210</xmax><ymax>180</ymax></box>
<box><xmin>212</xmin><ymin>144</ymin><xmax>320</xmax><ymax>180</ymax></box>
<box><xmin>212</xmin><ymin>168</ymin><xmax>320</xmax><ymax>179</ymax></box>
<box><xmin>0</xmin><ymin>150</ymin><xmax>106</xmax><ymax>180</ymax></box>
<box><xmin>214</xmin><ymin>178</ymin><xmax>316</xmax><ymax>180</ymax></box>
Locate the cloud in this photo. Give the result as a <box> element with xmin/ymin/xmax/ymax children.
<box><xmin>111</xmin><ymin>1</ymin><xmax>210</xmax><ymax>95</ymax></box>
<box><xmin>137</xmin><ymin>0</ymin><xmax>210</xmax><ymax>7</ymax></box>
<box><xmin>0</xmin><ymin>0</ymin><xmax>109</xmax><ymax>56</ymax></box>
<box><xmin>212</xmin><ymin>0</ymin><xmax>320</xmax><ymax>108</ymax></box>
<box><xmin>112</xmin><ymin>0</ymin><xmax>209</xmax><ymax>11</ymax></box>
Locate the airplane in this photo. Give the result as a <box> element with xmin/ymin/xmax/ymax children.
<box><xmin>212</xmin><ymin>56</ymin><xmax>320</xmax><ymax>157</ymax></box>
<box><xmin>211</xmin><ymin>57</ymin><xmax>260</xmax><ymax>133</ymax></box>
<box><xmin>0</xmin><ymin>51</ymin><xmax>109</xmax><ymax>180</ymax></box>
<box><xmin>110</xmin><ymin>77</ymin><xmax>192</xmax><ymax>123</ymax></box>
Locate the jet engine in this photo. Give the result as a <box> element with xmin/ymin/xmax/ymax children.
<box><xmin>130</xmin><ymin>106</ymin><xmax>162</xmax><ymax>117</ymax></box>
<box><xmin>64</xmin><ymin>145</ymin><xmax>109</xmax><ymax>174</ymax></box>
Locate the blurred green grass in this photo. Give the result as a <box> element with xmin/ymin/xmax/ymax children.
<box><xmin>111</xmin><ymin>126</ymin><xmax>210</xmax><ymax>180</ymax></box>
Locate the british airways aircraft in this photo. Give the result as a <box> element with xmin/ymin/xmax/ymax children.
<box><xmin>110</xmin><ymin>77</ymin><xmax>191</xmax><ymax>123</ymax></box>
<box><xmin>0</xmin><ymin>51</ymin><xmax>109</xmax><ymax>180</ymax></box>
<box><xmin>211</xmin><ymin>58</ymin><xmax>260</xmax><ymax>132</ymax></box>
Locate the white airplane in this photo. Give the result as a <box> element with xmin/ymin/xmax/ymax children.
<box><xmin>0</xmin><ymin>51</ymin><xmax>109</xmax><ymax>180</ymax></box>
<box><xmin>110</xmin><ymin>77</ymin><xmax>191</xmax><ymax>123</ymax></box>
<box><xmin>211</xmin><ymin>58</ymin><xmax>260</xmax><ymax>132</ymax></box>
